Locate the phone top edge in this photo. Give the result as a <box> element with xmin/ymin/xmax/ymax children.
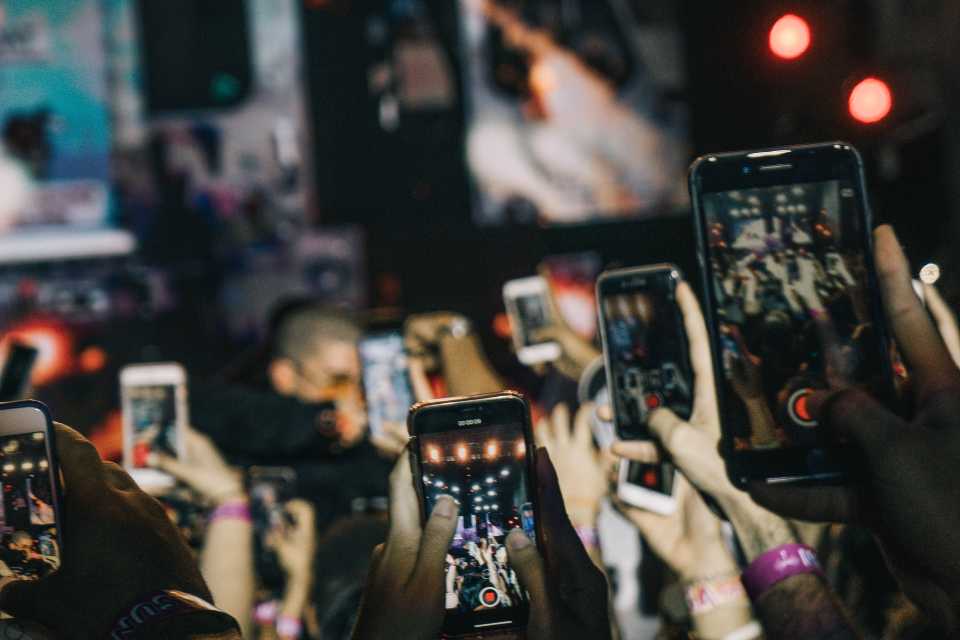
<box><xmin>407</xmin><ymin>391</ymin><xmax>528</xmax><ymax>434</ymax></box>
<box><xmin>120</xmin><ymin>363</ymin><xmax>187</xmax><ymax>384</ymax></box>
<box><xmin>502</xmin><ymin>276</ymin><xmax>547</xmax><ymax>295</ymax></box>
<box><xmin>691</xmin><ymin>141</ymin><xmax>855</xmax><ymax>166</ymax></box>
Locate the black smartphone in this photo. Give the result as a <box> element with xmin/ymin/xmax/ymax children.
<box><xmin>248</xmin><ymin>466</ymin><xmax>297</xmax><ymax>593</ymax></box>
<box><xmin>0</xmin><ymin>400</ymin><xmax>62</xmax><ymax>579</ymax></box>
<box><xmin>0</xmin><ymin>343</ymin><xmax>39</xmax><ymax>402</ymax></box>
<box><xmin>597</xmin><ymin>265</ymin><xmax>693</xmax><ymax>440</ymax></box>
<box><xmin>408</xmin><ymin>392</ymin><xmax>540</xmax><ymax>638</ymax></box>
<box><xmin>359</xmin><ymin>331</ymin><xmax>415</xmax><ymax>440</ymax></box>
<box><xmin>689</xmin><ymin>142</ymin><xmax>894</xmax><ymax>487</ymax></box>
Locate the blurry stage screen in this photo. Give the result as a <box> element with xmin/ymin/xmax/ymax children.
<box><xmin>460</xmin><ymin>0</ymin><xmax>689</xmax><ymax>226</ymax></box>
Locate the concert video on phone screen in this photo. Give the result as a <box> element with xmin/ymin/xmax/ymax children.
<box><xmin>702</xmin><ymin>180</ymin><xmax>886</xmax><ymax>450</ymax></box>
<box><xmin>419</xmin><ymin>423</ymin><xmax>533</xmax><ymax>626</ymax></box>
<box><xmin>128</xmin><ymin>385</ymin><xmax>178</xmax><ymax>468</ymax></box>
<box><xmin>602</xmin><ymin>279</ymin><xmax>692</xmax><ymax>439</ymax></box>
<box><xmin>0</xmin><ymin>431</ymin><xmax>59</xmax><ymax>579</ymax></box>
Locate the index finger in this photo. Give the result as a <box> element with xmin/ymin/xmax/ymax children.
<box><xmin>874</xmin><ymin>225</ymin><xmax>960</xmax><ymax>401</ymax></box>
<box><xmin>922</xmin><ymin>283</ymin><xmax>960</xmax><ymax>369</ymax></box>
<box><xmin>676</xmin><ymin>282</ymin><xmax>718</xmax><ymax>422</ymax></box>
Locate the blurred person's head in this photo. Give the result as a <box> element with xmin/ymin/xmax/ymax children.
<box><xmin>309</xmin><ymin>514</ymin><xmax>388</xmax><ymax>640</ymax></box>
<box><xmin>268</xmin><ymin>305</ymin><xmax>362</xmax><ymax>404</ymax></box>
<box><xmin>11</xmin><ymin>531</ymin><xmax>32</xmax><ymax>552</ymax></box>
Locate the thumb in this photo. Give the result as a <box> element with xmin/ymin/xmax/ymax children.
<box><xmin>648</xmin><ymin>407</ymin><xmax>696</xmax><ymax>458</ymax></box>
<box><xmin>0</xmin><ymin>578</ymin><xmax>56</xmax><ymax>622</ymax></box>
<box><xmin>505</xmin><ymin>529</ymin><xmax>552</xmax><ymax>631</ymax></box>
<box><xmin>410</xmin><ymin>496</ymin><xmax>459</xmax><ymax>590</ymax></box>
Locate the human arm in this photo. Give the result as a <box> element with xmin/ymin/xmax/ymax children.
<box><xmin>613</xmin><ymin>282</ymin><xmax>859</xmax><ymax>640</ymax></box>
<box><xmin>611</xmin><ymin>471</ymin><xmax>755</xmax><ymax>640</ymax></box>
<box><xmin>149</xmin><ymin>427</ymin><xmax>255</xmax><ymax>638</ymax></box>
<box><xmin>750</xmin><ymin>226</ymin><xmax>960</xmax><ymax>633</ymax></box>
<box><xmin>269</xmin><ymin>500</ymin><xmax>316</xmax><ymax>640</ymax></box>
<box><xmin>534</xmin><ymin>403</ymin><xmax>608</xmax><ymax>569</ymax></box>
<box><xmin>0</xmin><ymin>424</ymin><xmax>240</xmax><ymax>639</ymax></box>
<box><xmin>405</xmin><ymin>312</ymin><xmax>505</xmax><ymax>396</ymax></box>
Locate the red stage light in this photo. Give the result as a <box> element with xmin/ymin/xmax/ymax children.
<box><xmin>849</xmin><ymin>77</ymin><xmax>892</xmax><ymax>124</ymax></box>
<box><xmin>769</xmin><ymin>14</ymin><xmax>811</xmax><ymax>60</ymax></box>
<box><xmin>456</xmin><ymin>444</ymin><xmax>469</xmax><ymax>463</ymax></box>
<box><xmin>485</xmin><ymin>441</ymin><xmax>498</xmax><ymax>459</ymax></box>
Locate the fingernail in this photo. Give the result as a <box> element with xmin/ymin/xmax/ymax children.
<box><xmin>507</xmin><ymin>528</ymin><xmax>532</xmax><ymax>550</ymax></box>
<box><xmin>433</xmin><ymin>495</ymin><xmax>457</xmax><ymax>519</ymax></box>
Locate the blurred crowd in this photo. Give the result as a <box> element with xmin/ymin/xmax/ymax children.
<box><xmin>0</xmin><ymin>223</ymin><xmax>958</xmax><ymax>640</ymax></box>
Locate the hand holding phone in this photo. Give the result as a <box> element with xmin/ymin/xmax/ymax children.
<box><xmin>597</xmin><ymin>265</ymin><xmax>694</xmax><ymax>441</ymax></box>
<box><xmin>360</xmin><ymin>331</ymin><xmax>416</xmax><ymax>456</ymax></box>
<box><xmin>0</xmin><ymin>419</ymin><xmax>214</xmax><ymax>639</ymax></box>
<box><xmin>121</xmin><ymin>363</ymin><xmax>188</xmax><ymax>492</ymax></box>
<box><xmin>503</xmin><ymin>278</ymin><xmax>562</xmax><ymax>365</ymax></box>
<box><xmin>690</xmin><ymin>142</ymin><xmax>895</xmax><ymax>486</ymax></box>
<box><xmin>352</xmin><ymin>439</ymin><xmax>611</xmax><ymax>640</ymax></box>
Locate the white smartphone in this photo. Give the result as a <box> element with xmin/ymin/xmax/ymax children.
<box><xmin>503</xmin><ymin>276</ymin><xmax>561</xmax><ymax>365</ymax></box>
<box><xmin>121</xmin><ymin>363</ymin><xmax>188</xmax><ymax>492</ymax></box>
<box><xmin>616</xmin><ymin>459</ymin><xmax>678</xmax><ymax>515</ymax></box>
<box><xmin>0</xmin><ymin>401</ymin><xmax>62</xmax><ymax>579</ymax></box>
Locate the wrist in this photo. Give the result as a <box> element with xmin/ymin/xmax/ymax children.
<box><xmin>684</xmin><ymin>545</ymin><xmax>739</xmax><ymax>584</ymax></box>
<box><xmin>742</xmin><ymin>543</ymin><xmax>823</xmax><ymax>602</ymax></box>
<box><xmin>211</xmin><ymin>487</ymin><xmax>247</xmax><ymax>507</ymax></box>
<box><xmin>718</xmin><ymin>494</ymin><xmax>795</xmax><ymax>562</ymax></box>
<box><xmin>209</xmin><ymin>498</ymin><xmax>251</xmax><ymax>525</ymax></box>
<box><xmin>110</xmin><ymin>590</ymin><xmax>239</xmax><ymax>639</ymax></box>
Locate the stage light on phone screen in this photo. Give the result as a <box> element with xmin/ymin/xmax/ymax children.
<box><xmin>769</xmin><ymin>14</ymin><xmax>811</xmax><ymax>60</ymax></box>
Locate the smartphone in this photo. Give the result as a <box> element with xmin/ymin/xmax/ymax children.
<box><xmin>121</xmin><ymin>363</ymin><xmax>188</xmax><ymax>492</ymax></box>
<box><xmin>408</xmin><ymin>392</ymin><xmax>541</xmax><ymax>637</ymax></box>
<box><xmin>0</xmin><ymin>343</ymin><xmax>39</xmax><ymax>402</ymax></box>
<box><xmin>689</xmin><ymin>142</ymin><xmax>894</xmax><ymax>486</ymax></box>
<box><xmin>359</xmin><ymin>331</ymin><xmax>415</xmax><ymax>440</ymax></box>
<box><xmin>503</xmin><ymin>277</ymin><xmax>561</xmax><ymax>365</ymax></box>
<box><xmin>617</xmin><ymin>460</ymin><xmax>677</xmax><ymax>515</ymax></box>
<box><xmin>0</xmin><ymin>400</ymin><xmax>62</xmax><ymax>579</ymax></box>
<box><xmin>597</xmin><ymin>265</ymin><xmax>693</xmax><ymax>440</ymax></box>
<box><xmin>248</xmin><ymin>466</ymin><xmax>297</xmax><ymax>593</ymax></box>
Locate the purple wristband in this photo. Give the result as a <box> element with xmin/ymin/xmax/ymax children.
<box><xmin>741</xmin><ymin>543</ymin><xmax>823</xmax><ymax>601</ymax></box>
<box><xmin>277</xmin><ymin>614</ymin><xmax>303</xmax><ymax>638</ymax></box>
<box><xmin>210</xmin><ymin>500</ymin><xmax>251</xmax><ymax>524</ymax></box>
<box><xmin>575</xmin><ymin>526</ymin><xmax>599</xmax><ymax>550</ymax></box>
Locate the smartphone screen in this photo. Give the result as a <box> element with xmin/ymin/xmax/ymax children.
<box><xmin>622</xmin><ymin>460</ymin><xmax>675</xmax><ymax>497</ymax></box>
<box><xmin>0</xmin><ymin>409</ymin><xmax>60</xmax><ymax>579</ymax></box>
<box><xmin>412</xmin><ymin>395</ymin><xmax>537</xmax><ymax>636</ymax></box>
<box><xmin>692</xmin><ymin>144</ymin><xmax>892</xmax><ymax>483</ymax></box>
<box><xmin>513</xmin><ymin>292</ymin><xmax>551</xmax><ymax>349</ymax></box>
<box><xmin>359</xmin><ymin>332</ymin><xmax>415</xmax><ymax>439</ymax></box>
<box><xmin>249</xmin><ymin>467</ymin><xmax>297</xmax><ymax>593</ymax></box>
<box><xmin>599</xmin><ymin>266</ymin><xmax>693</xmax><ymax>440</ymax></box>
<box><xmin>127</xmin><ymin>384</ymin><xmax>179</xmax><ymax>468</ymax></box>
